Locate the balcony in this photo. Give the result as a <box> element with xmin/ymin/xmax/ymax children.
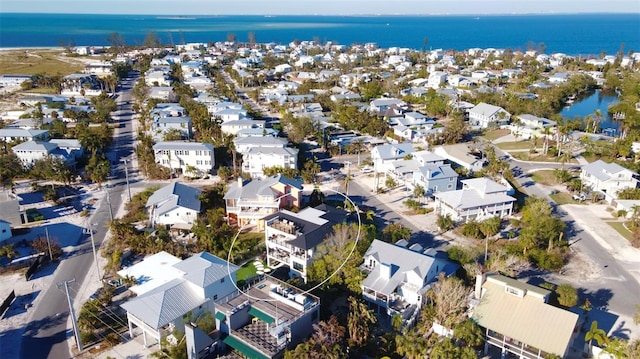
<box><xmin>268</xmin><ymin>219</ymin><xmax>299</xmax><ymax>235</ymax></box>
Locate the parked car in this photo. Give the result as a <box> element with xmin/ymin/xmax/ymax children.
<box><xmin>360</xmin><ymin>166</ymin><xmax>373</xmax><ymax>174</ymax></box>
<box><xmin>572</xmin><ymin>193</ymin><xmax>587</xmax><ymax>201</ymax></box>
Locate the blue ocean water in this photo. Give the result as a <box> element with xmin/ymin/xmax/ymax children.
<box><xmin>0</xmin><ymin>13</ymin><xmax>638</xmax><ymax>55</ymax></box>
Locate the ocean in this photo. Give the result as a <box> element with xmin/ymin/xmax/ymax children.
<box><xmin>0</xmin><ymin>13</ymin><xmax>639</xmax><ymax>55</ymax></box>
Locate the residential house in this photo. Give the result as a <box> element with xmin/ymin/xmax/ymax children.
<box><xmin>471</xmin><ymin>273</ymin><xmax>578</xmax><ymax>359</ymax></box>
<box><xmin>0</xmin><ymin>74</ymin><xmax>32</xmax><ymax>88</ymax></box>
<box><xmin>233</xmin><ymin>136</ymin><xmax>289</xmax><ymax>154</ymax></box>
<box><xmin>511</xmin><ymin>114</ymin><xmax>557</xmax><ymax>140</ymax></box>
<box><xmin>0</xmin><ymin>219</ymin><xmax>11</xmax><ymax>243</ymax></box>
<box><xmin>242</xmin><ymin>146</ymin><xmax>299</xmax><ymax>179</ymax></box>
<box><xmin>150</xmin><ymin>116</ymin><xmax>193</xmax><ymax>141</ymax></box>
<box><xmin>361</xmin><ymin>239</ymin><xmax>458</xmax><ymax>326</ymax></box>
<box><xmin>153</xmin><ymin>142</ymin><xmax>215</xmax><ymax>176</ymax></box>
<box><xmin>221</xmin><ymin>120</ymin><xmax>265</xmax><ymax>136</ymax></box>
<box><xmin>265</xmin><ymin>205</ymin><xmax>346</xmax><ymax>282</ymax></box>
<box><xmin>369</xmin><ymin>98</ymin><xmax>405</xmax><ymax>113</ymax></box>
<box><xmin>434</xmin><ymin>178</ymin><xmax>516</xmax><ymax>222</ymax></box>
<box><xmin>146</xmin><ymin>182</ymin><xmax>202</xmax><ymax>229</ymax></box>
<box><xmin>224</xmin><ymin>175</ymin><xmax>303</xmax><ymax>230</ymax></box>
<box><xmin>214</xmin><ymin>275</ymin><xmax>320</xmax><ymax>359</ymax></box>
<box><xmin>147</xmin><ymin>86</ymin><xmax>177</xmax><ymax>101</ymax></box>
<box><xmin>468</xmin><ymin>102</ymin><xmax>511</xmax><ymax>128</ymax></box>
<box><xmin>411</xmin><ymin>163</ymin><xmax>459</xmax><ymax>196</ymax></box>
<box><xmin>0</xmin><ymin>128</ymin><xmax>49</xmax><ymax>143</ymax></box>
<box><xmin>580</xmin><ymin>160</ymin><xmax>640</xmax><ymax>203</ymax></box>
<box><xmin>119</xmin><ymin>251</ymin><xmax>239</xmax><ymax>348</ymax></box>
<box><xmin>371</xmin><ymin>143</ymin><xmax>415</xmax><ymax>173</ymax></box>
<box><xmin>11</xmin><ymin>141</ymin><xmax>76</xmax><ymax>168</ymax></box>
<box><xmin>61</xmin><ymin>74</ymin><xmax>101</xmax><ymax>96</ymax></box>
<box><xmin>0</xmin><ymin>191</ymin><xmax>25</xmax><ymax>226</ymax></box>
<box><xmin>433</xmin><ymin>143</ymin><xmax>485</xmax><ymax>174</ymax></box>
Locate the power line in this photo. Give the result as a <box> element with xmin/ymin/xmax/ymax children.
<box><xmin>68</xmin><ymin>286</ymin><xmax>128</xmax><ymax>328</ymax></box>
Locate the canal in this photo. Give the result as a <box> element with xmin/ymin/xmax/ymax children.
<box><xmin>560</xmin><ymin>90</ymin><xmax>620</xmax><ymax>132</ymax></box>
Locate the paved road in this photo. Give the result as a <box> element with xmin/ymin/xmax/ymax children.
<box><xmin>20</xmin><ymin>74</ymin><xmax>136</xmax><ymax>359</ymax></box>
<box><xmin>500</xmin><ymin>148</ymin><xmax>640</xmax><ymax>333</ymax></box>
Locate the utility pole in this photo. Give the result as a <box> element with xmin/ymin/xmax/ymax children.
<box><xmin>45</xmin><ymin>226</ymin><xmax>53</xmax><ymax>261</ymax></box>
<box><xmin>58</xmin><ymin>278</ymin><xmax>83</xmax><ymax>352</ymax></box>
<box><xmin>88</xmin><ymin>223</ymin><xmax>101</xmax><ymax>282</ymax></box>
<box><xmin>104</xmin><ymin>187</ymin><xmax>114</xmax><ymax>222</ymax></box>
<box><xmin>122</xmin><ymin>159</ymin><xmax>131</xmax><ymax>201</ymax></box>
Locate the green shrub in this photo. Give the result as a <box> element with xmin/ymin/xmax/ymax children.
<box><xmin>556</xmin><ymin>283</ymin><xmax>578</xmax><ymax>307</ymax></box>
<box><xmin>461</xmin><ymin>221</ymin><xmax>483</xmax><ymax>239</ymax></box>
<box><xmin>446</xmin><ymin>245</ymin><xmax>478</xmax><ymax>265</ymax></box>
<box><xmin>529</xmin><ymin>248</ymin><xmax>565</xmax><ymax>270</ymax></box>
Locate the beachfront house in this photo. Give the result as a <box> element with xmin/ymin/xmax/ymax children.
<box><xmin>119</xmin><ymin>251</ymin><xmax>239</xmax><ymax>348</ymax></box>
<box><xmin>265</xmin><ymin>205</ymin><xmax>346</xmax><ymax>282</ymax></box>
<box><xmin>361</xmin><ymin>239</ymin><xmax>458</xmax><ymax>326</ymax></box>
<box><xmin>434</xmin><ymin>177</ymin><xmax>516</xmax><ymax>222</ymax></box>
<box><xmin>224</xmin><ymin>175</ymin><xmax>303</xmax><ymax>230</ymax></box>
<box><xmin>471</xmin><ymin>273</ymin><xmax>579</xmax><ymax>359</ymax></box>
<box><xmin>146</xmin><ymin>182</ymin><xmax>202</xmax><ymax>229</ymax></box>
<box><xmin>580</xmin><ymin>160</ymin><xmax>640</xmax><ymax>203</ymax></box>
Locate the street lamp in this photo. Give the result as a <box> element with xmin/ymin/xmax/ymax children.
<box><xmin>121</xmin><ymin>159</ymin><xmax>132</xmax><ymax>201</ymax></box>
<box><xmin>87</xmin><ymin>222</ymin><xmax>102</xmax><ymax>282</ymax></box>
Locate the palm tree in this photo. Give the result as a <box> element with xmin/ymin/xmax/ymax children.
<box><xmin>347</xmin><ymin>296</ymin><xmax>376</xmax><ymax>348</ymax></box>
<box><xmin>413</xmin><ymin>184</ymin><xmax>426</xmax><ymax>204</ymax></box>
<box><xmin>585</xmin><ymin>321</ymin><xmax>609</xmax><ymax>355</ymax></box>
<box><xmin>436</xmin><ymin>214</ymin><xmax>455</xmax><ymax>233</ymax></box>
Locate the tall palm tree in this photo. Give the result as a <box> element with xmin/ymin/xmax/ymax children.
<box><xmin>347</xmin><ymin>296</ymin><xmax>376</xmax><ymax>348</ymax></box>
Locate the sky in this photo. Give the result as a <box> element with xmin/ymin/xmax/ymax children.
<box><xmin>2</xmin><ymin>0</ymin><xmax>640</xmax><ymax>15</ymax></box>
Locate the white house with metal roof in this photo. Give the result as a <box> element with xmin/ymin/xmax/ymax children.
<box><xmin>0</xmin><ymin>128</ymin><xmax>49</xmax><ymax>143</ymax></box>
<box><xmin>512</xmin><ymin>114</ymin><xmax>557</xmax><ymax>140</ymax></box>
<box><xmin>434</xmin><ymin>177</ymin><xmax>516</xmax><ymax>222</ymax></box>
<box><xmin>472</xmin><ymin>273</ymin><xmax>579</xmax><ymax>359</ymax></box>
<box><xmin>11</xmin><ymin>140</ymin><xmax>78</xmax><ymax>168</ymax></box>
<box><xmin>153</xmin><ymin>141</ymin><xmax>215</xmax><ymax>176</ymax></box>
<box><xmin>580</xmin><ymin>160</ymin><xmax>640</xmax><ymax>203</ymax></box>
<box><xmin>224</xmin><ymin>175</ymin><xmax>303</xmax><ymax>230</ymax></box>
<box><xmin>242</xmin><ymin>146</ymin><xmax>299</xmax><ymax>179</ymax></box>
<box><xmin>361</xmin><ymin>239</ymin><xmax>457</xmax><ymax>326</ymax></box>
<box><xmin>468</xmin><ymin>102</ymin><xmax>511</xmax><ymax>128</ymax></box>
<box><xmin>119</xmin><ymin>251</ymin><xmax>239</xmax><ymax>348</ymax></box>
<box><xmin>370</xmin><ymin>143</ymin><xmax>415</xmax><ymax>174</ymax></box>
<box><xmin>146</xmin><ymin>182</ymin><xmax>202</xmax><ymax>228</ymax></box>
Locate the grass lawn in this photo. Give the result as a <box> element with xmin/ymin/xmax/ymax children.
<box><xmin>510</xmin><ymin>151</ymin><xmax>578</xmax><ymax>163</ymax></box>
<box><xmin>0</xmin><ymin>49</ymin><xmax>85</xmax><ymax>75</ymax></box>
<box><xmin>550</xmin><ymin>192</ymin><xmax>578</xmax><ymax>205</ymax></box>
<box><xmin>497</xmin><ymin>141</ymin><xmax>534</xmax><ymax>150</ymax></box>
<box><xmin>482</xmin><ymin>128</ymin><xmax>510</xmax><ymax>141</ymax></box>
<box><xmin>580</xmin><ymin>152</ymin><xmax>615</xmax><ymax>164</ymax></box>
<box><xmin>530</xmin><ymin>170</ymin><xmax>558</xmax><ymax>186</ymax></box>
<box><xmin>236</xmin><ymin>262</ymin><xmax>258</xmax><ymax>282</ymax></box>
<box><xmin>606</xmin><ymin>221</ymin><xmax>632</xmax><ymax>240</ymax></box>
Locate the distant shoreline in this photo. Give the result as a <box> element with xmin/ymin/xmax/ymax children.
<box><xmin>1</xmin><ymin>12</ymin><xmax>638</xmax><ymax>17</ymax></box>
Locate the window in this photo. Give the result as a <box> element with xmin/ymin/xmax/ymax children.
<box><xmin>293</xmin><ymin>262</ymin><xmax>304</xmax><ymax>271</ymax></box>
<box><xmin>221</xmin><ymin>277</ymin><xmax>225</xmax><ymax>283</ymax></box>
<box><xmin>449</xmin><ymin>177</ymin><xmax>454</xmax><ymax>182</ymax></box>
<box><xmin>213</xmin><ymin>294</ymin><xmax>218</xmax><ymax>300</ymax></box>
<box><xmin>447</xmin><ymin>184</ymin><xmax>453</xmax><ymax>189</ymax></box>
<box><xmin>184</xmin><ymin>150</ymin><xmax>189</xmax><ymax>156</ymax></box>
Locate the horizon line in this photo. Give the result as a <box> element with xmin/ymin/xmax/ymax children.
<box><xmin>1</xmin><ymin>11</ymin><xmax>639</xmax><ymax>16</ymax></box>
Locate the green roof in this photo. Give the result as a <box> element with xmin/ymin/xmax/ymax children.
<box><xmin>223</xmin><ymin>335</ymin><xmax>270</xmax><ymax>359</ymax></box>
<box><xmin>248</xmin><ymin>306</ymin><xmax>274</xmax><ymax>324</ymax></box>
<box><xmin>215</xmin><ymin>311</ymin><xmax>226</xmax><ymax>321</ymax></box>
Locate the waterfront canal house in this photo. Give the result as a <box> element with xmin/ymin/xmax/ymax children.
<box><xmin>224</xmin><ymin>175</ymin><xmax>303</xmax><ymax>230</ymax></box>
<box><xmin>119</xmin><ymin>251</ymin><xmax>239</xmax><ymax>348</ymax></box>
<box><xmin>214</xmin><ymin>276</ymin><xmax>320</xmax><ymax>359</ymax></box>
<box><xmin>264</xmin><ymin>205</ymin><xmax>346</xmax><ymax>282</ymax></box>
<box><xmin>434</xmin><ymin>177</ymin><xmax>516</xmax><ymax>222</ymax></box>
<box><xmin>580</xmin><ymin>159</ymin><xmax>640</xmax><ymax>204</ymax></box>
<box><xmin>471</xmin><ymin>273</ymin><xmax>579</xmax><ymax>359</ymax></box>
<box><xmin>360</xmin><ymin>239</ymin><xmax>457</xmax><ymax>326</ymax></box>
